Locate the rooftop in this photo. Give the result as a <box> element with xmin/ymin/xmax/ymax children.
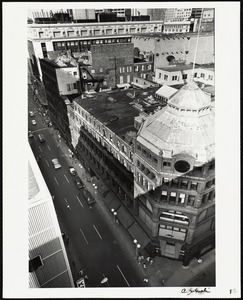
<box><xmin>132</xmin><ymin>31</ymin><xmax>214</xmax><ymax>39</ymax></box>
<box><xmin>74</xmin><ymin>87</ymin><xmax>163</xmax><ymax>139</ymax></box>
<box><xmin>157</xmin><ymin>63</ymin><xmax>215</xmax><ymax>72</ymax></box>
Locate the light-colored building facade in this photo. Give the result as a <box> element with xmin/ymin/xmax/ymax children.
<box><xmin>165</xmin><ymin>8</ymin><xmax>192</xmax><ymax>21</ymax></box>
<box><xmin>163</xmin><ymin>20</ymin><xmax>192</xmax><ymax>34</ymax></box>
<box><xmin>28</xmin><ymin>20</ymin><xmax>163</xmax><ymax>79</ymax></box>
<box><xmin>28</xmin><ymin>146</ymin><xmax>74</xmax><ymax>287</ymax></box>
<box><xmin>154</xmin><ymin>64</ymin><xmax>214</xmax><ymax>86</ymax></box>
<box><xmin>132</xmin><ymin>32</ymin><xmax>214</xmax><ymax>68</ymax></box>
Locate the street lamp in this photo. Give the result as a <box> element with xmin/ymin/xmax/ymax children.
<box><xmin>111</xmin><ymin>208</ymin><xmax>117</xmax><ymax>224</ymax></box>
<box><xmin>134</xmin><ymin>239</ymin><xmax>141</xmax><ymax>257</ymax></box>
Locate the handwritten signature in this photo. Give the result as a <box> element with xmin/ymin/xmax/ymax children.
<box><xmin>181</xmin><ymin>288</ymin><xmax>211</xmax><ymax>295</ymax></box>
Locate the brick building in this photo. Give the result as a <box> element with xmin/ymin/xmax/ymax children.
<box><xmin>134</xmin><ymin>80</ymin><xmax>215</xmax><ymax>263</ymax></box>
<box><xmin>66</xmin><ymin>80</ymin><xmax>214</xmax><ymax>265</ymax></box>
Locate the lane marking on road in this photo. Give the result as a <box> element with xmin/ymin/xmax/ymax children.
<box><xmin>93</xmin><ymin>225</ymin><xmax>102</xmax><ymax>240</ymax></box>
<box><xmin>103</xmin><ymin>274</ymin><xmax>110</xmax><ymax>287</ymax></box>
<box><xmin>54</xmin><ymin>177</ymin><xmax>59</xmax><ymax>186</ymax></box>
<box><xmin>47</xmin><ymin>145</ymin><xmax>51</xmax><ymax>151</ymax></box>
<box><xmin>45</xmin><ymin>160</ymin><xmax>49</xmax><ymax>167</ymax></box>
<box><xmin>76</xmin><ymin>196</ymin><xmax>83</xmax><ymax>207</ymax></box>
<box><xmin>64</xmin><ymin>174</ymin><xmax>70</xmax><ymax>183</ymax></box>
<box><xmin>38</xmin><ymin>146</ymin><xmax>42</xmax><ymax>152</ymax></box>
<box><xmin>117</xmin><ymin>265</ymin><xmax>130</xmax><ymax>287</ymax></box>
<box><xmin>80</xmin><ymin>228</ymin><xmax>89</xmax><ymax>245</ymax></box>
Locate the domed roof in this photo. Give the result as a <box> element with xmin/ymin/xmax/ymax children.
<box><xmin>137</xmin><ymin>81</ymin><xmax>215</xmax><ymax>164</ymax></box>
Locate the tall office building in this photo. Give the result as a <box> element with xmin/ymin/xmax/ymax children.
<box><xmin>147</xmin><ymin>9</ymin><xmax>166</xmax><ymax>21</ymax></box>
<box><xmin>28</xmin><ymin>146</ymin><xmax>74</xmax><ymax>287</ymax></box>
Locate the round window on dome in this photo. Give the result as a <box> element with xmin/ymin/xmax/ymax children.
<box><xmin>174</xmin><ymin>160</ymin><xmax>190</xmax><ymax>173</ymax></box>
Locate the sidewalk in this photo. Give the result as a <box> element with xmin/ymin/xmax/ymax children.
<box><xmin>50</xmin><ymin>127</ymin><xmax>215</xmax><ymax>287</ymax></box>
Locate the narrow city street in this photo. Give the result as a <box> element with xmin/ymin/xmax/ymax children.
<box><xmin>28</xmin><ymin>86</ymin><xmax>146</xmax><ymax>287</ymax></box>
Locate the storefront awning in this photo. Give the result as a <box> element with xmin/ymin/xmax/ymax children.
<box><xmin>128</xmin><ymin>223</ymin><xmax>150</xmax><ymax>249</ymax></box>
<box><xmin>116</xmin><ymin>207</ymin><xmax>134</xmax><ymax>229</ymax></box>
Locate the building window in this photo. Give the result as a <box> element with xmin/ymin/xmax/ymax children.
<box><xmin>205</xmin><ymin>180</ymin><xmax>212</xmax><ymax>189</ymax></box>
<box><xmin>153</xmin><ymin>157</ymin><xmax>158</xmax><ymax>164</ymax></box>
<box><xmin>169</xmin><ymin>192</ymin><xmax>177</xmax><ymax>204</ymax></box>
<box><xmin>187</xmin><ymin>195</ymin><xmax>195</xmax><ymax>206</ymax></box>
<box><xmin>208</xmin><ymin>75</ymin><xmax>213</xmax><ymax>80</ymax></box>
<box><xmin>181</xmin><ymin>180</ymin><xmax>188</xmax><ymax>189</ymax></box>
<box><xmin>164</xmin><ymin>74</ymin><xmax>168</xmax><ymax>80</ymax></box>
<box><xmin>161</xmin><ymin>190</ymin><xmax>168</xmax><ymax>201</ymax></box>
<box><xmin>182</xmin><ymin>74</ymin><xmax>187</xmax><ymax>79</ymax></box>
<box><xmin>73</xmin><ymin>82</ymin><xmax>77</xmax><ymax>89</ymax></box>
<box><xmin>194</xmin><ymin>72</ymin><xmax>197</xmax><ymax>77</ymax></box>
<box><xmin>159</xmin><ymin>73</ymin><xmax>162</xmax><ymax>79</ymax></box>
<box><xmin>178</xmin><ymin>193</ymin><xmax>186</xmax><ymax>204</ymax></box>
<box><xmin>29</xmin><ymin>255</ymin><xmax>43</xmax><ymax>272</ymax></box>
<box><xmin>163</xmin><ymin>177</ymin><xmax>170</xmax><ymax>186</ymax></box>
<box><xmin>191</xmin><ymin>181</ymin><xmax>198</xmax><ymax>190</ymax></box>
<box><xmin>163</xmin><ymin>161</ymin><xmax>171</xmax><ymax>167</ymax></box>
<box><xmin>67</xmin><ymin>84</ymin><xmax>71</xmax><ymax>91</ymax></box>
<box><xmin>171</xmin><ymin>178</ymin><xmax>179</xmax><ymax>187</ymax></box>
<box><xmin>142</xmin><ymin>148</ymin><xmax>147</xmax><ymax>156</ymax></box>
<box><xmin>201</xmin><ymin>73</ymin><xmax>205</xmax><ymax>78</ymax></box>
<box><xmin>172</xmin><ymin>75</ymin><xmax>178</xmax><ymax>81</ymax></box>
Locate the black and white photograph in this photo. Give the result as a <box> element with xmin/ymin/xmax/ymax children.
<box><xmin>3</xmin><ymin>2</ymin><xmax>240</xmax><ymax>298</ymax></box>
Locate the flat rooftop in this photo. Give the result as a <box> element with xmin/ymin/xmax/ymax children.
<box><xmin>74</xmin><ymin>87</ymin><xmax>162</xmax><ymax>139</ymax></box>
<box><xmin>131</xmin><ymin>31</ymin><xmax>214</xmax><ymax>39</ymax></box>
<box><xmin>158</xmin><ymin>63</ymin><xmax>214</xmax><ymax>72</ymax></box>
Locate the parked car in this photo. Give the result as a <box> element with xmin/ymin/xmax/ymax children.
<box><xmin>74</xmin><ymin>177</ymin><xmax>85</xmax><ymax>189</ymax></box>
<box><xmin>38</xmin><ymin>134</ymin><xmax>45</xmax><ymax>143</ymax></box>
<box><xmin>31</xmin><ymin>120</ymin><xmax>37</xmax><ymax>125</ymax></box>
<box><xmin>28</xmin><ymin>131</ymin><xmax>33</xmax><ymax>138</ymax></box>
<box><xmin>38</xmin><ymin>134</ymin><xmax>46</xmax><ymax>143</ymax></box>
<box><xmin>68</xmin><ymin>166</ymin><xmax>77</xmax><ymax>176</ymax></box>
<box><xmin>82</xmin><ymin>188</ymin><xmax>95</xmax><ymax>205</ymax></box>
<box><xmin>29</xmin><ymin>111</ymin><xmax>35</xmax><ymax>117</ymax></box>
<box><xmin>52</xmin><ymin>158</ymin><xmax>61</xmax><ymax>169</ymax></box>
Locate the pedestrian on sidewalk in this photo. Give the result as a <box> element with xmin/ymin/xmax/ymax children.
<box><xmin>161</xmin><ymin>278</ymin><xmax>165</xmax><ymax>286</ymax></box>
<box><xmin>146</xmin><ymin>257</ymin><xmax>151</xmax><ymax>263</ymax></box>
<box><xmin>143</xmin><ymin>262</ymin><xmax>147</xmax><ymax>269</ymax></box>
<box><xmin>67</xmin><ymin>205</ymin><xmax>71</xmax><ymax>210</ymax></box>
<box><xmin>150</xmin><ymin>259</ymin><xmax>154</xmax><ymax>266</ymax></box>
<box><xmin>143</xmin><ymin>278</ymin><xmax>149</xmax><ymax>283</ymax></box>
<box><xmin>138</xmin><ymin>256</ymin><xmax>142</xmax><ymax>264</ymax></box>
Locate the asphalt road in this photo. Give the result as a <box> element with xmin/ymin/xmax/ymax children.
<box><xmin>28</xmin><ymin>87</ymin><xmax>145</xmax><ymax>287</ymax></box>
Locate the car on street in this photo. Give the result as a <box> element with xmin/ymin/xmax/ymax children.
<box><xmin>38</xmin><ymin>134</ymin><xmax>45</xmax><ymax>143</ymax></box>
<box><xmin>82</xmin><ymin>188</ymin><xmax>95</xmax><ymax>205</ymax></box>
<box><xmin>29</xmin><ymin>111</ymin><xmax>35</xmax><ymax>117</ymax></box>
<box><xmin>73</xmin><ymin>176</ymin><xmax>85</xmax><ymax>189</ymax></box>
<box><xmin>52</xmin><ymin>158</ymin><xmax>61</xmax><ymax>169</ymax></box>
<box><xmin>68</xmin><ymin>166</ymin><xmax>77</xmax><ymax>176</ymax></box>
<box><xmin>31</xmin><ymin>120</ymin><xmax>37</xmax><ymax>125</ymax></box>
<box><xmin>28</xmin><ymin>131</ymin><xmax>33</xmax><ymax>138</ymax></box>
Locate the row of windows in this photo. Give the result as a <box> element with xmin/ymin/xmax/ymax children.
<box><xmin>137</xmin><ymin>163</ymin><xmax>156</xmax><ymax>181</ymax></box>
<box><xmin>163</xmin><ymin>177</ymin><xmax>199</xmax><ymax>191</ymax></box>
<box><xmin>53</xmin><ymin>37</ymin><xmax>131</xmax><ymax>51</ymax></box>
<box><xmin>66</xmin><ymin>82</ymin><xmax>77</xmax><ymax>91</ymax></box>
<box><xmin>74</xmin><ymin>106</ymin><xmax>133</xmax><ymax>161</ymax></box>
<box><xmin>158</xmin><ymin>72</ymin><xmax>214</xmax><ymax>81</ymax></box>
<box><xmin>160</xmin><ymin>210</ymin><xmax>189</xmax><ymax>225</ymax></box>
<box><xmin>134</xmin><ymin>65</ymin><xmax>152</xmax><ymax>72</ymax></box>
<box><xmin>137</xmin><ymin>172</ymin><xmax>156</xmax><ymax>190</ymax></box>
<box><xmin>119</xmin><ymin>66</ymin><xmax>133</xmax><ymax>73</ymax></box>
<box><xmin>137</xmin><ymin>144</ymin><xmax>158</xmax><ymax>165</ymax></box>
<box><xmin>161</xmin><ymin>190</ymin><xmax>196</xmax><ymax>206</ymax></box>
